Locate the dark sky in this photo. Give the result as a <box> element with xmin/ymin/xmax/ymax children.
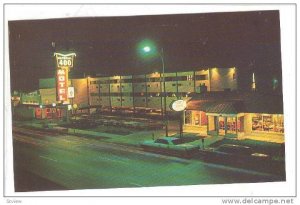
<box><xmin>9</xmin><ymin>10</ymin><xmax>282</xmax><ymax>92</ymax></box>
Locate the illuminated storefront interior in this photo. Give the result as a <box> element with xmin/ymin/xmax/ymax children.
<box><xmin>251</xmin><ymin>114</ymin><xmax>284</xmax><ymax>133</ymax></box>
<box><xmin>184</xmin><ymin>92</ymin><xmax>284</xmax><ymax>140</ymax></box>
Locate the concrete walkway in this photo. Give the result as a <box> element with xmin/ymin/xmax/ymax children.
<box><xmin>240</xmin><ymin>132</ymin><xmax>284</xmax><ymax>144</ymax></box>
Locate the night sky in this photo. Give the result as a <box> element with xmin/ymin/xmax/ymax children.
<box><xmin>9</xmin><ymin>10</ymin><xmax>282</xmax><ymax>92</ymax></box>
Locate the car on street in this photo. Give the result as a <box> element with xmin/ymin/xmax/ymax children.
<box><xmin>198</xmin><ymin>144</ymin><xmax>270</xmax><ymax>166</ymax></box>
<box><xmin>141</xmin><ymin>136</ymin><xmax>201</xmax><ymax>158</ymax></box>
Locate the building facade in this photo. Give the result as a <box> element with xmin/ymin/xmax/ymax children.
<box><xmin>87</xmin><ymin>67</ymin><xmax>237</xmax><ymax>112</ymax></box>
<box><xmin>184</xmin><ymin>92</ymin><xmax>284</xmax><ymax>142</ymax></box>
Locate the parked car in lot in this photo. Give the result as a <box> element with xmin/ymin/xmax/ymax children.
<box><xmin>141</xmin><ymin>137</ymin><xmax>201</xmax><ymax>158</ymax></box>
<box><xmin>199</xmin><ymin>144</ymin><xmax>270</xmax><ymax>166</ymax></box>
<box><xmin>70</xmin><ymin>119</ymin><xmax>97</xmax><ymax>129</ymax></box>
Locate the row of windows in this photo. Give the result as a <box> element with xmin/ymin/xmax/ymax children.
<box><xmin>94</xmin><ymin>98</ymin><xmax>178</xmax><ymax>103</ymax></box>
<box><xmin>22</xmin><ymin>101</ymin><xmax>39</xmax><ymax>104</ymax></box>
<box><xmin>90</xmin><ymin>75</ymin><xmax>208</xmax><ymax>85</ymax></box>
<box><xmin>92</xmin><ymin>82</ymin><xmax>206</xmax><ymax>90</ymax></box>
<box><xmin>91</xmin><ymin>92</ymin><xmax>190</xmax><ymax>97</ymax></box>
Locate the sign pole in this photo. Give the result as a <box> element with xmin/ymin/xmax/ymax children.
<box><xmin>54</xmin><ymin>52</ymin><xmax>76</xmax><ymax>123</ymax></box>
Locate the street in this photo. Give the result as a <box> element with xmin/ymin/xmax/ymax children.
<box><xmin>13</xmin><ymin>126</ymin><xmax>283</xmax><ymax>192</ymax></box>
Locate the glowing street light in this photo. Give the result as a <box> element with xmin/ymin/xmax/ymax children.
<box><xmin>143</xmin><ymin>46</ymin><xmax>151</xmax><ymax>53</ymax></box>
<box><xmin>138</xmin><ymin>40</ymin><xmax>169</xmax><ymax>137</ymax></box>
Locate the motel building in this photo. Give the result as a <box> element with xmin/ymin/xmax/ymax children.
<box><xmin>36</xmin><ymin>67</ymin><xmax>237</xmax><ymax>115</ymax></box>
<box><xmin>12</xmin><ymin>66</ymin><xmax>284</xmax><ymax>142</ymax></box>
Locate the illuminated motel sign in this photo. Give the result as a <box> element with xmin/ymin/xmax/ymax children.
<box><xmin>54</xmin><ymin>52</ymin><xmax>76</xmax><ymax>103</ymax></box>
<box><xmin>54</xmin><ymin>52</ymin><xmax>76</xmax><ymax>68</ymax></box>
<box><xmin>56</xmin><ymin>69</ymin><xmax>68</xmax><ymax>102</ymax></box>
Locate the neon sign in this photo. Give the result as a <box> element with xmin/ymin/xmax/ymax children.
<box><xmin>56</xmin><ymin>68</ymin><xmax>68</xmax><ymax>102</ymax></box>
<box><xmin>54</xmin><ymin>52</ymin><xmax>76</xmax><ymax>103</ymax></box>
<box><xmin>54</xmin><ymin>52</ymin><xmax>76</xmax><ymax>68</ymax></box>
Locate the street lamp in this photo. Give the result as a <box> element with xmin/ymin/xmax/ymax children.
<box><xmin>139</xmin><ymin>40</ymin><xmax>169</xmax><ymax>137</ymax></box>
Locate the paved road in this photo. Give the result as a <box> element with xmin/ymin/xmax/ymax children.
<box><xmin>12</xmin><ymin>127</ymin><xmax>283</xmax><ymax>192</ymax></box>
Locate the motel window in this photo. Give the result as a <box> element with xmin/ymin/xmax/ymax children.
<box><xmin>147</xmin><ymin>78</ymin><xmax>161</xmax><ymax>82</ymax></box>
<box><xmin>195</xmin><ymin>75</ymin><xmax>208</xmax><ymax>80</ymax></box>
<box><xmin>110</xmin><ymin>79</ymin><xmax>120</xmax><ymax>84</ymax></box>
<box><xmin>121</xmin><ymin>79</ymin><xmax>132</xmax><ymax>83</ymax></box>
<box><xmin>165</xmin><ymin>77</ymin><xmax>176</xmax><ymax>81</ymax></box>
<box><xmin>187</xmin><ymin>75</ymin><xmax>193</xmax><ymax>81</ymax></box>
<box><xmin>177</xmin><ymin>76</ymin><xmax>186</xmax><ymax>81</ymax></box>
<box><xmin>132</xmin><ymin>78</ymin><xmax>144</xmax><ymax>83</ymax></box>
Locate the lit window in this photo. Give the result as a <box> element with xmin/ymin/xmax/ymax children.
<box><xmin>187</xmin><ymin>75</ymin><xmax>193</xmax><ymax>81</ymax></box>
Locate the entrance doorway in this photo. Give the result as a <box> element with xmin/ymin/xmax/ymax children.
<box><xmin>218</xmin><ymin>117</ymin><xmax>226</xmax><ymax>136</ymax></box>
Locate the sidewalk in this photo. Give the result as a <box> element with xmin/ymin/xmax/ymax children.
<box><xmin>15</xmin><ymin>119</ymin><xmax>224</xmax><ymax>148</ymax></box>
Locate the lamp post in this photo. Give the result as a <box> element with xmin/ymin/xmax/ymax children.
<box><xmin>139</xmin><ymin>41</ymin><xmax>169</xmax><ymax>137</ymax></box>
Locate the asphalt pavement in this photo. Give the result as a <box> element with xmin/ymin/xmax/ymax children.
<box><xmin>12</xmin><ymin>126</ymin><xmax>284</xmax><ymax>192</ymax></box>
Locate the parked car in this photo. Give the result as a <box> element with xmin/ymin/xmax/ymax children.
<box><xmin>199</xmin><ymin>144</ymin><xmax>270</xmax><ymax>166</ymax></box>
<box><xmin>141</xmin><ymin>137</ymin><xmax>201</xmax><ymax>158</ymax></box>
<box><xmin>70</xmin><ymin>119</ymin><xmax>97</xmax><ymax>129</ymax></box>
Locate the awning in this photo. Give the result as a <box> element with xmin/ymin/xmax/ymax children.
<box><xmin>206</xmin><ymin>102</ymin><xmax>244</xmax><ymax>114</ymax></box>
<box><xmin>187</xmin><ymin>99</ymin><xmax>244</xmax><ymax>115</ymax></box>
<box><xmin>186</xmin><ymin>100</ymin><xmax>213</xmax><ymax>111</ymax></box>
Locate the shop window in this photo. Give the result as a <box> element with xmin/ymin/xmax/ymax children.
<box><xmin>218</xmin><ymin>117</ymin><xmax>226</xmax><ymax>136</ymax></box>
<box><xmin>252</xmin><ymin>114</ymin><xmax>284</xmax><ymax>133</ymax></box>
<box><xmin>227</xmin><ymin>117</ymin><xmax>237</xmax><ymax>134</ymax></box>
<box><xmin>185</xmin><ymin>111</ymin><xmax>192</xmax><ymax>125</ymax></box>
<box><xmin>252</xmin><ymin>114</ymin><xmax>263</xmax><ymax>131</ymax></box>
<box><xmin>194</xmin><ymin>112</ymin><xmax>200</xmax><ymax>125</ymax></box>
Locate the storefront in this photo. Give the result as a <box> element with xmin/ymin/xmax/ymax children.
<box><xmin>206</xmin><ymin>114</ymin><xmax>243</xmax><ymax>137</ymax></box>
<box><xmin>184</xmin><ymin>92</ymin><xmax>284</xmax><ymax>142</ymax></box>
<box><xmin>251</xmin><ymin>113</ymin><xmax>284</xmax><ymax>133</ymax></box>
<box><xmin>35</xmin><ymin>107</ymin><xmax>63</xmax><ymax>119</ymax></box>
<box><xmin>184</xmin><ymin>110</ymin><xmax>207</xmax><ymax>126</ymax></box>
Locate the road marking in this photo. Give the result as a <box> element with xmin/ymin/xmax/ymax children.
<box><xmin>40</xmin><ymin>155</ymin><xmax>58</xmax><ymax>162</ymax></box>
<box><xmin>130</xmin><ymin>182</ymin><xmax>143</xmax><ymax>187</ymax></box>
